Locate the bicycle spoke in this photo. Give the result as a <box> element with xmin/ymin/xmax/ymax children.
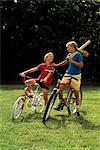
<box><xmin>12</xmin><ymin>97</ymin><xmax>25</xmax><ymax>120</ymax></box>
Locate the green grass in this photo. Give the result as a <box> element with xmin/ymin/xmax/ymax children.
<box><xmin>0</xmin><ymin>85</ymin><xmax>100</xmax><ymax>150</ymax></box>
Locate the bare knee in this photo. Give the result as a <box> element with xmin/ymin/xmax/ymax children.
<box><xmin>43</xmin><ymin>89</ymin><xmax>48</xmax><ymax>106</ymax></box>
<box><xmin>25</xmin><ymin>79</ymin><xmax>36</xmax><ymax>87</ymax></box>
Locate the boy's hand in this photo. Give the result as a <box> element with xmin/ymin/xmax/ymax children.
<box><xmin>78</xmin><ymin>49</ymin><xmax>89</xmax><ymax>57</ymax></box>
<box><xmin>19</xmin><ymin>73</ymin><xmax>25</xmax><ymax>77</ymax></box>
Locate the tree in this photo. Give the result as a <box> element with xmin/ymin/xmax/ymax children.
<box><xmin>1</xmin><ymin>0</ymin><xmax>100</xmax><ymax>83</ymax></box>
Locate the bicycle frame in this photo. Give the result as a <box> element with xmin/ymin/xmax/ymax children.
<box><xmin>32</xmin><ymin>83</ymin><xmax>41</xmax><ymax>95</ymax></box>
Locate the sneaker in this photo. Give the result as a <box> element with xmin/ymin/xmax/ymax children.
<box><xmin>76</xmin><ymin>111</ymin><xmax>80</xmax><ymax>116</ymax></box>
<box><xmin>54</xmin><ymin>103</ymin><xmax>64</xmax><ymax>111</ymax></box>
<box><xmin>67</xmin><ymin>105</ymin><xmax>71</xmax><ymax>115</ymax></box>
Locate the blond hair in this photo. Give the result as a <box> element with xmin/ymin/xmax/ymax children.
<box><xmin>66</xmin><ymin>41</ymin><xmax>78</xmax><ymax>50</ymax></box>
<box><xmin>44</xmin><ymin>52</ymin><xmax>54</xmax><ymax>61</ymax></box>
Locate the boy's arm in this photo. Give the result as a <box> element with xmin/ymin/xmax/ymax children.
<box><xmin>54</xmin><ymin>60</ymin><xmax>68</xmax><ymax>67</ymax></box>
<box><xmin>20</xmin><ymin>67</ymin><xmax>39</xmax><ymax>76</ymax></box>
<box><xmin>67</xmin><ymin>56</ymin><xmax>83</xmax><ymax>68</ymax></box>
<box><xmin>70</xmin><ymin>60</ymin><xmax>83</xmax><ymax>68</ymax></box>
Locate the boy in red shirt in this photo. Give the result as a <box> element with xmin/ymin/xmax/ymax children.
<box><xmin>20</xmin><ymin>52</ymin><xmax>55</xmax><ymax>106</ymax></box>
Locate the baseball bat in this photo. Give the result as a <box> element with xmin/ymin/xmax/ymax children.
<box><xmin>77</xmin><ymin>40</ymin><xmax>91</xmax><ymax>57</ymax></box>
<box><xmin>78</xmin><ymin>40</ymin><xmax>91</xmax><ymax>51</ymax></box>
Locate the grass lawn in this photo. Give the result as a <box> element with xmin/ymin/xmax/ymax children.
<box><xmin>0</xmin><ymin>85</ymin><xmax>100</xmax><ymax>150</ymax></box>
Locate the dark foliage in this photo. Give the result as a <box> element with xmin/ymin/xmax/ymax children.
<box><xmin>1</xmin><ymin>0</ymin><xmax>100</xmax><ymax>83</ymax></box>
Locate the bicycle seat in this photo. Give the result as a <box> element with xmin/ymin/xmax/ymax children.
<box><xmin>64</xmin><ymin>75</ymin><xmax>78</xmax><ymax>81</ymax></box>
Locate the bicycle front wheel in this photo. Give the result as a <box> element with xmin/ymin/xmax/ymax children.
<box><xmin>42</xmin><ymin>91</ymin><xmax>58</xmax><ymax>122</ymax></box>
<box><xmin>67</xmin><ymin>88</ymin><xmax>83</xmax><ymax>115</ymax></box>
<box><xmin>12</xmin><ymin>96</ymin><xmax>25</xmax><ymax>120</ymax></box>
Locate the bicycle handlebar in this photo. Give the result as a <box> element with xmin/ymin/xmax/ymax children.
<box><xmin>19</xmin><ymin>75</ymin><xmax>48</xmax><ymax>89</ymax></box>
<box><xmin>19</xmin><ymin>69</ymin><xmax>63</xmax><ymax>81</ymax></box>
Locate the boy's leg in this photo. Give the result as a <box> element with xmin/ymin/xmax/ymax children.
<box><xmin>25</xmin><ymin>86</ymin><xmax>32</xmax><ymax>95</ymax></box>
<box><xmin>54</xmin><ymin>75</ymin><xmax>70</xmax><ymax>111</ymax></box>
<box><xmin>42</xmin><ymin>88</ymin><xmax>48</xmax><ymax>106</ymax></box>
<box><xmin>54</xmin><ymin>83</ymin><xmax>65</xmax><ymax>110</ymax></box>
<box><xmin>24</xmin><ymin>79</ymin><xmax>36</xmax><ymax>97</ymax></box>
<box><xmin>59</xmin><ymin>75</ymin><xmax>70</xmax><ymax>102</ymax></box>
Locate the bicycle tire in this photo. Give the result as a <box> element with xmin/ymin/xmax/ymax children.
<box><xmin>80</xmin><ymin>86</ymin><xmax>83</xmax><ymax>105</ymax></box>
<box><xmin>42</xmin><ymin>91</ymin><xmax>58</xmax><ymax>122</ymax></box>
<box><xmin>66</xmin><ymin>89</ymin><xmax>73</xmax><ymax>115</ymax></box>
<box><xmin>12</xmin><ymin>96</ymin><xmax>25</xmax><ymax>121</ymax></box>
<box><xmin>67</xmin><ymin>88</ymin><xmax>83</xmax><ymax>115</ymax></box>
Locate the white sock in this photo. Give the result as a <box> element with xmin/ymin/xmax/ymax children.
<box><xmin>76</xmin><ymin>105</ymin><xmax>80</xmax><ymax>109</ymax></box>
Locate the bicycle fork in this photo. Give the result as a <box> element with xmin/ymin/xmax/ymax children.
<box><xmin>65</xmin><ymin>88</ymin><xmax>73</xmax><ymax>115</ymax></box>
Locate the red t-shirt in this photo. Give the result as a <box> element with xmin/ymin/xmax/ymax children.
<box><xmin>37</xmin><ymin>63</ymin><xmax>55</xmax><ymax>87</ymax></box>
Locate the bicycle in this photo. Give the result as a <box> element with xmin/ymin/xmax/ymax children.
<box><xmin>43</xmin><ymin>75</ymin><xmax>82</xmax><ymax>122</ymax></box>
<box><xmin>12</xmin><ymin>76</ymin><xmax>45</xmax><ymax>121</ymax></box>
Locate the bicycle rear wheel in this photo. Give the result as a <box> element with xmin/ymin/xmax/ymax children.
<box><xmin>12</xmin><ymin>96</ymin><xmax>25</xmax><ymax>120</ymax></box>
<box><xmin>42</xmin><ymin>91</ymin><xmax>58</xmax><ymax>122</ymax></box>
<box><xmin>79</xmin><ymin>86</ymin><xmax>83</xmax><ymax>105</ymax></box>
<box><xmin>67</xmin><ymin>88</ymin><xmax>83</xmax><ymax>115</ymax></box>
